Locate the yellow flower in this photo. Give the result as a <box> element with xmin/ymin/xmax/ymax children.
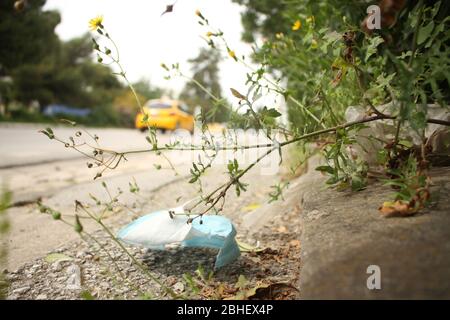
<box><xmin>89</xmin><ymin>15</ymin><xmax>104</xmax><ymax>31</ymax></box>
<box><xmin>228</xmin><ymin>50</ymin><xmax>236</xmax><ymax>60</ymax></box>
<box><xmin>292</xmin><ymin>19</ymin><xmax>301</xmax><ymax>31</ymax></box>
<box><xmin>206</xmin><ymin>31</ymin><xmax>214</xmax><ymax>37</ymax></box>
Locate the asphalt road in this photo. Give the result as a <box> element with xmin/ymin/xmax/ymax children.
<box><xmin>0</xmin><ymin>123</ymin><xmax>278</xmax><ymax>270</ymax></box>
<box><xmin>0</xmin><ymin>122</ymin><xmax>173</xmax><ymax>168</ymax></box>
<box><xmin>0</xmin><ymin>123</ymin><xmax>183</xmax><ymax>203</ymax></box>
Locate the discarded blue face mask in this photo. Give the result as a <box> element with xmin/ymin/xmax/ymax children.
<box><xmin>117</xmin><ymin>207</ymin><xmax>240</xmax><ymax>269</ymax></box>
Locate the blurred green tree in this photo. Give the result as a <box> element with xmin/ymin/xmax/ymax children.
<box><xmin>132</xmin><ymin>78</ymin><xmax>163</xmax><ymax>101</ymax></box>
<box><xmin>0</xmin><ymin>0</ymin><xmax>60</xmax><ymax>74</ymax></box>
<box><xmin>232</xmin><ymin>0</ymin><xmax>366</xmax><ymax>43</ymax></box>
<box><xmin>0</xmin><ymin>1</ymin><xmax>128</xmax><ymax>126</ymax></box>
<box><xmin>11</xmin><ymin>34</ymin><xmax>122</xmax><ymax>111</ymax></box>
<box><xmin>180</xmin><ymin>48</ymin><xmax>229</xmax><ymax>123</ymax></box>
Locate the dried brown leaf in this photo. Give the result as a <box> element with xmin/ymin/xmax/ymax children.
<box><xmin>230</xmin><ymin>88</ymin><xmax>246</xmax><ymax>100</ymax></box>
<box><xmin>289</xmin><ymin>239</ymin><xmax>301</xmax><ymax>248</ymax></box>
<box><xmin>379</xmin><ymin>200</ymin><xmax>417</xmax><ymax>217</ymax></box>
<box><xmin>248</xmin><ymin>283</ymin><xmax>299</xmax><ymax>300</ymax></box>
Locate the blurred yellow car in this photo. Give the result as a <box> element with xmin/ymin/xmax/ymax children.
<box><xmin>135</xmin><ymin>99</ymin><xmax>194</xmax><ymax>133</ymax></box>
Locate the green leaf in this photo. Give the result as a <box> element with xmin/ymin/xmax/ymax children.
<box><xmin>431</xmin><ymin>1</ymin><xmax>441</xmax><ymax>19</ymax></box>
<box><xmin>236</xmin><ymin>275</ymin><xmax>248</xmax><ymax>290</ymax></box>
<box><xmin>74</xmin><ymin>214</ymin><xmax>83</xmax><ymax>233</ymax></box>
<box><xmin>39</xmin><ymin>128</ymin><xmax>55</xmax><ymax>139</ymax></box>
<box><xmin>236</xmin><ymin>239</ymin><xmax>265</xmax><ymax>253</ymax></box>
<box><xmin>45</xmin><ymin>253</ymin><xmax>73</xmax><ymax>263</ymax></box>
<box><xmin>315</xmin><ymin>165</ymin><xmax>335</xmax><ymax>175</ymax></box>
<box><xmin>138</xmin><ymin>293</ymin><xmax>153</xmax><ymax>300</ymax></box>
<box><xmin>417</xmin><ymin>21</ymin><xmax>435</xmax><ymax>45</ymax></box>
<box><xmin>80</xmin><ymin>290</ymin><xmax>95</xmax><ymax>300</ymax></box>
<box><xmin>325</xmin><ymin>176</ymin><xmax>339</xmax><ymax>185</ymax></box>
<box><xmin>410</xmin><ymin>111</ymin><xmax>427</xmax><ymax>130</ymax></box>
<box><xmin>365</xmin><ymin>36</ymin><xmax>384</xmax><ymax>62</ymax></box>
<box><xmin>398</xmin><ymin>140</ymin><xmax>413</xmax><ymax>148</ymax></box>
<box><xmin>399</xmin><ymin>51</ymin><xmax>412</xmax><ymax>60</ymax></box>
<box><xmin>351</xmin><ymin>176</ymin><xmax>366</xmax><ymax>191</ymax></box>
<box><xmin>264</xmin><ymin>108</ymin><xmax>282</xmax><ymax>118</ymax></box>
<box><xmin>183</xmin><ymin>273</ymin><xmax>200</xmax><ymax>293</ymax></box>
<box><xmin>383</xmin><ymin>180</ymin><xmax>407</xmax><ymax>188</ymax></box>
<box><xmin>188</xmin><ymin>176</ymin><xmax>198</xmax><ymax>184</ymax></box>
<box><xmin>60</xmin><ymin>119</ymin><xmax>77</xmax><ymax>126</ymax></box>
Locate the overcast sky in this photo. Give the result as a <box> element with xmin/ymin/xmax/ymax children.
<box><xmin>44</xmin><ymin>0</ymin><xmax>254</xmax><ymax>100</ymax></box>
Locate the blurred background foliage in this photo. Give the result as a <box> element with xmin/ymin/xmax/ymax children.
<box><xmin>0</xmin><ymin>0</ymin><xmax>163</xmax><ymax>127</ymax></box>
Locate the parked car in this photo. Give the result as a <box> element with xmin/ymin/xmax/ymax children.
<box><xmin>43</xmin><ymin>104</ymin><xmax>91</xmax><ymax>117</ymax></box>
<box><xmin>135</xmin><ymin>99</ymin><xmax>194</xmax><ymax>133</ymax></box>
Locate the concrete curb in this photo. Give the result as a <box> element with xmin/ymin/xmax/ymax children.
<box><xmin>239</xmin><ymin>154</ymin><xmax>450</xmax><ymax>298</ymax></box>
<box><xmin>297</xmin><ymin>162</ymin><xmax>450</xmax><ymax>299</ymax></box>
